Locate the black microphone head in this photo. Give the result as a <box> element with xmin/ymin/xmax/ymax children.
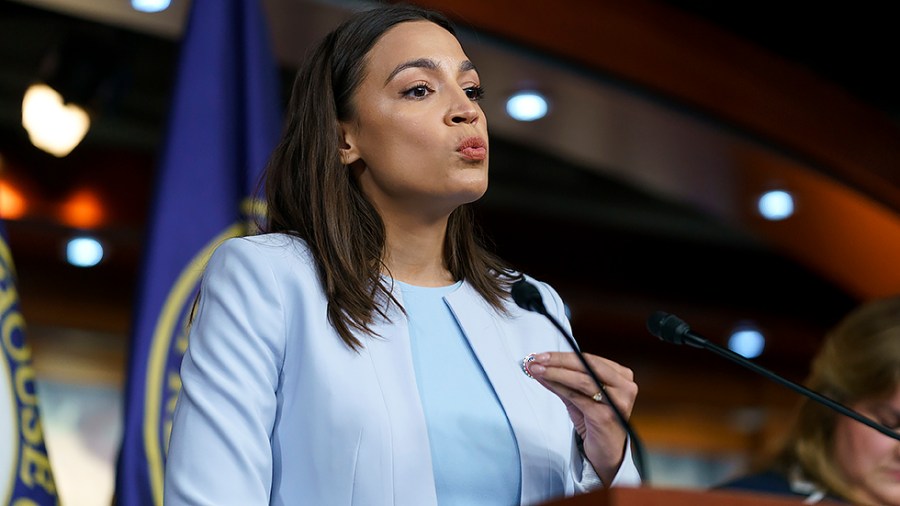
<box><xmin>646</xmin><ymin>311</ymin><xmax>691</xmax><ymax>345</ymax></box>
<box><xmin>511</xmin><ymin>279</ymin><xmax>546</xmax><ymax>314</ymax></box>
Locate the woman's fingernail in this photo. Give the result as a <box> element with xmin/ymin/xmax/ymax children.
<box><xmin>522</xmin><ymin>353</ymin><xmax>550</xmax><ymax>378</ymax></box>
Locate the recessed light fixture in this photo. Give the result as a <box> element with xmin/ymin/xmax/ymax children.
<box><xmin>131</xmin><ymin>0</ymin><xmax>171</xmax><ymax>13</ymax></box>
<box><xmin>727</xmin><ymin>326</ymin><xmax>765</xmax><ymax>359</ymax></box>
<box><xmin>757</xmin><ymin>189</ymin><xmax>794</xmax><ymax>221</ymax></box>
<box><xmin>505</xmin><ymin>91</ymin><xmax>548</xmax><ymax>122</ymax></box>
<box><xmin>66</xmin><ymin>236</ymin><xmax>104</xmax><ymax>268</ymax></box>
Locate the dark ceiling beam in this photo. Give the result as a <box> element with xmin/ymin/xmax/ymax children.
<box><xmin>398</xmin><ymin>0</ymin><xmax>900</xmax><ymax>212</ymax></box>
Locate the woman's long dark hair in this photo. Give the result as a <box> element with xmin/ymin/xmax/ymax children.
<box><xmin>263</xmin><ymin>4</ymin><xmax>517</xmax><ymax>349</ymax></box>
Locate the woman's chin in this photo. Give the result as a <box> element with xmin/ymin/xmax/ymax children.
<box><xmin>456</xmin><ymin>184</ymin><xmax>489</xmax><ymax>206</ymax></box>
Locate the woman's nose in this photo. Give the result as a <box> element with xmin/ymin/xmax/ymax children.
<box><xmin>445</xmin><ymin>92</ymin><xmax>479</xmax><ymax>125</ymax></box>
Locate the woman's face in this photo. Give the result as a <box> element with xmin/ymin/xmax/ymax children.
<box><xmin>833</xmin><ymin>385</ymin><xmax>900</xmax><ymax>505</ymax></box>
<box><xmin>341</xmin><ymin>20</ymin><xmax>488</xmax><ymax>221</ymax></box>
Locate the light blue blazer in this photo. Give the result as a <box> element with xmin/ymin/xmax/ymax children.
<box><xmin>164</xmin><ymin>234</ymin><xmax>639</xmax><ymax>505</ymax></box>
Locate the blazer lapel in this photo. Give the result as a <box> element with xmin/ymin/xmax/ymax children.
<box><xmin>367</xmin><ymin>287</ymin><xmax>438</xmax><ymax>506</ymax></box>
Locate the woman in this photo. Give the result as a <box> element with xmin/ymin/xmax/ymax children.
<box><xmin>718</xmin><ymin>295</ymin><xmax>900</xmax><ymax>505</ymax></box>
<box><xmin>164</xmin><ymin>4</ymin><xmax>640</xmax><ymax>505</ymax></box>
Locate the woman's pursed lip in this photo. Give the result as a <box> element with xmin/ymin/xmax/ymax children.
<box><xmin>456</xmin><ymin>136</ymin><xmax>487</xmax><ymax>160</ymax></box>
<box><xmin>456</xmin><ymin>136</ymin><xmax>486</xmax><ymax>150</ymax></box>
<box><xmin>458</xmin><ymin>146</ymin><xmax>487</xmax><ymax>160</ymax></box>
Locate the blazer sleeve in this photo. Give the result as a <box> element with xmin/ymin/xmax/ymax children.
<box><xmin>164</xmin><ymin>238</ymin><xmax>286</xmax><ymax>505</ymax></box>
<box><xmin>571</xmin><ymin>437</ymin><xmax>642</xmax><ymax>491</ymax></box>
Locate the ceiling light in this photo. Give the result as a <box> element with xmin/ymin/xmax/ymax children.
<box><xmin>757</xmin><ymin>190</ymin><xmax>794</xmax><ymax>221</ymax></box>
<box><xmin>131</xmin><ymin>0</ymin><xmax>171</xmax><ymax>13</ymax></box>
<box><xmin>506</xmin><ymin>91</ymin><xmax>548</xmax><ymax>121</ymax></box>
<box><xmin>66</xmin><ymin>236</ymin><xmax>104</xmax><ymax>268</ymax></box>
<box><xmin>0</xmin><ymin>180</ymin><xmax>27</xmax><ymax>220</ymax></box>
<box><xmin>21</xmin><ymin>83</ymin><xmax>90</xmax><ymax>157</ymax></box>
<box><xmin>61</xmin><ymin>188</ymin><xmax>104</xmax><ymax>228</ymax></box>
<box><xmin>727</xmin><ymin>327</ymin><xmax>765</xmax><ymax>359</ymax></box>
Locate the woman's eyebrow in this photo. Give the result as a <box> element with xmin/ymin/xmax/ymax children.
<box><xmin>385</xmin><ymin>58</ymin><xmax>437</xmax><ymax>85</ymax></box>
<box><xmin>459</xmin><ymin>60</ymin><xmax>476</xmax><ymax>73</ymax></box>
<box><xmin>384</xmin><ymin>58</ymin><xmax>478</xmax><ymax>85</ymax></box>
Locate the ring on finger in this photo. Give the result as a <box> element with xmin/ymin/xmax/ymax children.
<box><xmin>521</xmin><ymin>353</ymin><xmax>537</xmax><ymax>378</ymax></box>
<box><xmin>591</xmin><ymin>391</ymin><xmax>603</xmax><ymax>403</ymax></box>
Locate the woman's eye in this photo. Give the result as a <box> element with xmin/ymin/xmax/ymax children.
<box><xmin>465</xmin><ymin>85</ymin><xmax>485</xmax><ymax>101</ymax></box>
<box><xmin>402</xmin><ymin>85</ymin><xmax>432</xmax><ymax>99</ymax></box>
<box><xmin>866</xmin><ymin>407</ymin><xmax>900</xmax><ymax>430</ymax></box>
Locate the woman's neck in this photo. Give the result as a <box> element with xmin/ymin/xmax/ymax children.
<box><xmin>382</xmin><ymin>214</ymin><xmax>454</xmax><ymax>287</ymax></box>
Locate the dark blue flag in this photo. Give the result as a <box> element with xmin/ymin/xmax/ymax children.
<box><xmin>114</xmin><ymin>0</ymin><xmax>282</xmax><ymax>504</ymax></box>
<box><xmin>0</xmin><ymin>222</ymin><xmax>59</xmax><ymax>505</ymax></box>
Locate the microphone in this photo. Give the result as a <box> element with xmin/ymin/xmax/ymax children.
<box><xmin>512</xmin><ymin>279</ymin><xmax>649</xmax><ymax>480</ymax></box>
<box><xmin>647</xmin><ymin>311</ymin><xmax>900</xmax><ymax>441</ymax></box>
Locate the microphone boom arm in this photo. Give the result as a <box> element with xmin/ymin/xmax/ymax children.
<box><xmin>648</xmin><ymin>311</ymin><xmax>900</xmax><ymax>442</ymax></box>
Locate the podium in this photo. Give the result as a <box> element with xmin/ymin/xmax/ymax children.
<box><xmin>538</xmin><ymin>486</ymin><xmax>845</xmax><ymax>505</ymax></box>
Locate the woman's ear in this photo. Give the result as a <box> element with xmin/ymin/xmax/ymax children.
<box><xmin>339</xmin><ymin>122</ymin><xmax>361</xmax><ymax>165</ymax></box>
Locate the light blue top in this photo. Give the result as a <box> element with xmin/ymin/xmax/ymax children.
<box><xmin>400</xmin><ymin>280</ymin><xmax>522</xmax><ymax>506</ymax></box>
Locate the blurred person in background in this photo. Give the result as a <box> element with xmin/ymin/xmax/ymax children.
<box><xmin>718</xmin><ymin>295</ymin><xmax>900</xmax><ymax>505</ymax></box>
